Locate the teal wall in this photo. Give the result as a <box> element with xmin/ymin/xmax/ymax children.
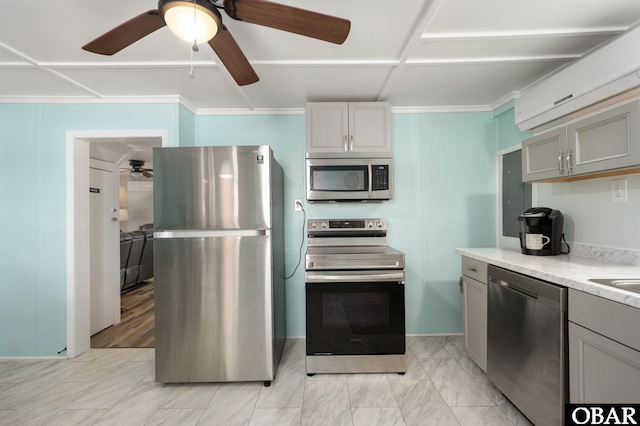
<box><xmin>494</xmin><ymin>100</ymin><xmax>531</xmax><ymax>151</ymax></box>
<box><xmin>1</xmin><ymin>104</ymin><xmax>39</xmax><ymax>355</ymax></box>
<box><xmin>179</xmin><ymin>104</ymin><xmax>196</xmax><ymax>146</ymax></box>
<box><xmin>0</xmin><ymin>103</ymin><xmax>181</xmax><ymax>356</ymax></box>
<box><xmin>421</xmin><ymin>113</ymin><xmax>497</xmax><ymax>333</ymax></box>
<box><xmin>0</xmin><ymin>102</ymin><xmax>502</xmax><ymax>355</ymax></box>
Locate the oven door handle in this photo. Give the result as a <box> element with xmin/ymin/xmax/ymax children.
<box><xmin>305</xmin><ymin>271</ymin><xmax>405</xmax><ymax>283</ymax></box>
<box><xmin>307</xmin><ymin>260</ymin><xmax>403</xmax><ymax>270</ymax></box>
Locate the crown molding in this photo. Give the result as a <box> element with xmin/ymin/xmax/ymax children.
<box><xmin>195</xmin><ymin>108</ymin><xmax>305</xmax><ymax>116</ymax></box>
<box><xmin>0</xmin><ymin>96</ymin><xmax>508</xmax><ymax>115</ymax></box>
<box><xmin>390</xmin><ymin>105</ymin><xmax>492</xmax><ymax>114</ymax></box>
<box><xmin>0</xmin><ymin>96</ymin><xmax>184</xmax><ymax>105</ymax></box>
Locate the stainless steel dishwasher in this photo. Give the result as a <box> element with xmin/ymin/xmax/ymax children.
<box><xmin>487</xmin><ymin>265</ymin><xmax>568</xmax><ymax>426</ymax></box>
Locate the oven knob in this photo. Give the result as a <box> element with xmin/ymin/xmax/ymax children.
<box><xmin>376</xmin><ymin>220</ymin><xmax>384</xmax><ymax>228</ymax></box>
<box><xmin>321</xmin><ymin>221</ymin><xmax>328</xmax><ymax>229</ymax></box>
<box><xmin>310</xmin><ymin>221</ymin><xmax>318</xmax><ymax>229</ymax></box>
<box><xmin>366</xmin><ymin>221</ymin><xmax>373</xmax><ymax>228</ymax></box>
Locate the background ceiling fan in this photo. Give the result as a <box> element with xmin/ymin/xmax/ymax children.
<box><xmin>82</xmin><ymin>0</ymin><xmax>351</xmax><ymax>86</ymax></box>
<box><xmin>122</xmin><ymin>160</ymin><xmax>154</xmax><ymax>178</ymax></box>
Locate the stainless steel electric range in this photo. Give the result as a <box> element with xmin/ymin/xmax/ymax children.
<box><xmin>304</xmin><ymin>218</ymin><xmax>406</xmax><ymax>375</ymax></box>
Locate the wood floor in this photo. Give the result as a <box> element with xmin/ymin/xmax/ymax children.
<box><xmin>91</xmin><ymin>280</ymin><xmax>155</xmax><ymax>348</ymax></box>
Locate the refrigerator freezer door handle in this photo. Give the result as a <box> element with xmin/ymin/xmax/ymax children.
<box><xmin>155</xmin><ymin>229</ymin><xmax>269</xmax><ymax>238</ymax></box>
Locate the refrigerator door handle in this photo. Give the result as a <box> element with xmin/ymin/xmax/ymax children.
<box><xmin>155</xmin><ymin>229</ymin><xmax>269</xmax><ymax>238</ymax></box>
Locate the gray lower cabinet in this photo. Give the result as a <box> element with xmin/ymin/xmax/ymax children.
<box><xmin>568</xmin><ymin>289</ymin><xmax>640</xmax><ymax>403</ymax></box>
<box><xmin>523</xmin><ymin>98</ymin><xmax>640</xmax><ymax>182</ymax></box>
<box><xmin>461</xmin><ymin>256</ymin><xmax>487</xmax><ymax>372</ymax></box>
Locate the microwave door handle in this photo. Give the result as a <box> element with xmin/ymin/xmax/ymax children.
<box><xmin>368</xmin><ymin>161</ymin><xmax>373</xmax><ymax>198</ymax></box>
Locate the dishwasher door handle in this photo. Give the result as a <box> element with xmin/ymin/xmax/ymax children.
<box><xmin>497</xmin><ymin>280</ymin><xmax>538</xmax><ymax>300</ymax></box>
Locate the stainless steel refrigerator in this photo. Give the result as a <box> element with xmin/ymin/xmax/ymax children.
<box><xmin>153</xmin><ymin>145</ymin><xmax>285</xmax><ymax>384</ymax></box>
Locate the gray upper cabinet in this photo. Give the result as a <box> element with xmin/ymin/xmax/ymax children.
<box><xmin>522</xmin><ymin>127</ymin><xmax>567</xmax><ymax>182</ymax></box>
<box><xmin>522</xmin><ymin>98</ymin><xmax>640</xmax><ymax>182</ymax></box>
<box><xmin>568</xmin><ymin>100</ymin><xmax>640</xmax><ymax>175</ymax></box>
<box><xmin>306</xmin><ymin>102</ymin><xmax>392</xmax><ymax>157</ymax></box>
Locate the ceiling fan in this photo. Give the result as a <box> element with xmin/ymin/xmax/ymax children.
<box><xmin>122</xmin><ymin>160</ymin><xmax>154</xmax><ymax>178</ymax></box>
<box><xmin>82</xmin><ymin>0</ymin><xmax>351</xmax><ymax>86</ymax></box>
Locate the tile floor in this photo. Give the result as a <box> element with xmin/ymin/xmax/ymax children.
<box><xmin>0</xmin><ymin>336</ymin><xmax>533</xmax><ymax>426</ymax></box>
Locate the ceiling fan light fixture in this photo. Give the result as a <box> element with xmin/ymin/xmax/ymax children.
<box><xmin>130</xmin><ymin>169</ymin><xmax>144</xmax><ymax>178</ymax></box>
<box><xmin>160</xmin><ymin>0</ymin><xmax>221</xmax><ymax>43</ymax></box>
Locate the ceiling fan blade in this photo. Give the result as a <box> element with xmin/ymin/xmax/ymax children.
<box><xmin>225</xmin><ymin>0</ymin><xmax>350</xmax><ymax>44</ymax></box>
<box><xmin>143</xmin><ymin>170</ymin><xmax>153</xmax><ymax>178</ymax></box>
<box><xmin>82</xmin><ymin>10</ymin><xmax>166</xmax><ymax>55</ymax></box>
<box><xmin>208</xmin><ymin>26</ymin><xmax>259</xmax><ymax>86</ymax></box>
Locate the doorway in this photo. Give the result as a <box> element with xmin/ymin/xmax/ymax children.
<box><xmin>90</xmin><ymin>281</ymin><xmax>155</xmax><ymax>348</ymax></box>
<box><xmin>65</xmin><ymin>130</ymin><xmax>167</xmax><ymax>358</ymax></box>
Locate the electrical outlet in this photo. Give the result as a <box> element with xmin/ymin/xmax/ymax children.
<box><xmin>611</xmin><ymin>178</ymin><xmax>627</xmax><ymax>202</ymax></box>
<box><xmin>294</xmin><ymin>199</ymin><xmax>303</xmax><ymax>211</ymax></box>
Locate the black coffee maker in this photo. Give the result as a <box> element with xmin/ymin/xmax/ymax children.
<box><xmin>518</xmin><ymin>207</ymin><xmax>564</xmax><ymax>256</ymax></box>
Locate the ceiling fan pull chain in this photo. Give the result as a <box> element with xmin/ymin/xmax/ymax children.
<box><xmin>189</xmin><ymin>0</ymin><xmax>197</xmax><ymax>78</ymax></box>
<box><xmin>189</xmin><ymin>48</ymin><xmax>196</xmax><ymax>79</ymax></box>
<box><xmin>189</xmin><ymin>39</ymin><xmax>196</xmax><ymax>78</ymax></box>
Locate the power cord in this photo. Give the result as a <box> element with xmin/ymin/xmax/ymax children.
<box><xmin>560</xmin><ymin>233</ymin><xmax>571</xmax><ymax>255</ymax></box>
<box><xmin>285</xmin><ymin>202</ymin><xmax>306</xmax><ymax>279</ymax></box>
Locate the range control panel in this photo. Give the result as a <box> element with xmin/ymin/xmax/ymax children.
<box><xmin>307</xmin><ymin>218</ymin><xmax>387</xmax><ymax>234</ymax></box>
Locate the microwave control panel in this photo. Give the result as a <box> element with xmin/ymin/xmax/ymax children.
<box><xmin>372</xmin><ymin>165</ymin><xmax>389</xmax><ymax>190</ymax></box>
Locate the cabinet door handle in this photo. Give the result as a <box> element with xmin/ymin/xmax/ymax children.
<box><xmin>459</xmin><ymin>276</ymin><xmax>464</xmax><ymax>294</ymax></box>
<box><xmin>558</xmin><ymin>152</ymin><xmax>565</xmax><ymax>174</ymax></box>
<box><xmin>344</xmin><ymin>135</ymin><xmax>348</xmax><ymax>151</ymax></box>
<box><xmin>349</xmin><ymin>135</ymin><xmax>354</xmax><ymax>151</ymax></box>
<box><xmin>466</xmin><ymin>267</ymin><xmax>477</xmax><ymax>273</ymax></box>
<box><xmin>566</xmin><ymin>149</ymin><xmax>573</xmax><ymax>174</ymax></box>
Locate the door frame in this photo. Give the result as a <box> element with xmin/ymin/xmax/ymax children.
<box><xmin>65</xmin><ymin>129</ymin><xmax>168</xmax><ymax>358</ymax></box>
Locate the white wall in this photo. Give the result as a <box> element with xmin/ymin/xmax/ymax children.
<box><xmin>537</xmin><ymin>173</ymin><xmax>640</xmax><ymax>250</ymax></box>
<box><xmin>119</xmin><ymin>175</ymin><xmax>153</xmax><ymax>232</ymax></box>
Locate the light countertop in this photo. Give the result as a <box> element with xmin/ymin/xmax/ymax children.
<box><xmin>455</xmin><ymin>247</ymin><xmax>640</xmax><ymax>309</ymax></box>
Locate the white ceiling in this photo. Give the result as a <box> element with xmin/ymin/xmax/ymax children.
<box><xmin>87</xmin><ymin>136</ymin><xmax>161</xmax><ymax>167</ymax></box>
<box><xmin>2</xmin><ymin>0</ymin><xmax>640</xmax><ymax>113</ymax></box>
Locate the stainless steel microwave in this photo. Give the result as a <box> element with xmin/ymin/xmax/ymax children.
<box><xmin>306</xmin><ymin>158</ymin><xmax>393</xmax><ymax>202</ymax></box>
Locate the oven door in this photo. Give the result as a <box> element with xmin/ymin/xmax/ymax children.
<box><xmin>305</xmin><ymin>270</ymin><xmax>405</xmax><ymax>356</ymax></box>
